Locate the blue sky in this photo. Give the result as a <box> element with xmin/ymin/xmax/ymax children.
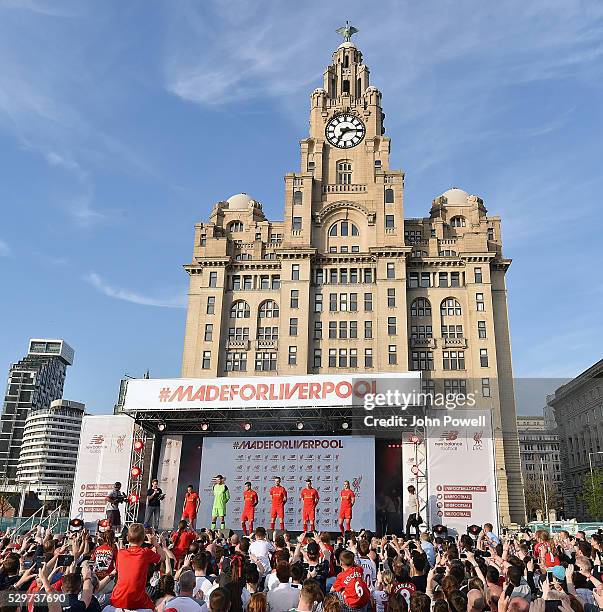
<box><xmin>0</xmin><ymin>0</ymin><xmax>602</xmax><ymax>414</ymax></box>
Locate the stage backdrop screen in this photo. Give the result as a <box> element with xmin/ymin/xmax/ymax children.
<box><xmin>70</xmin><ymin>415</ymin><xmax>135</xmax><ymax>526</ymax></box>
<box><xmin>198</xmin><ymin>436</ymin><xmax>375</xmax><ymax>531</ymax></box>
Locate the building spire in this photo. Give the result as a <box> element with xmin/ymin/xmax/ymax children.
<box><xmin>336</xmin><ymin>21</ymin><xmax>358</xmax><ymax>43</ymax></box>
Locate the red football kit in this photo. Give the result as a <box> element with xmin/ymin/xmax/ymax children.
<box><xmin>270</xmin><ymin>485</ymin><xmax>288</xmax><ymax>529</ymax></box>
<box><xmin>300</xmin><ymin>487</ymin><xmax>320</xmax><ymax>529</ymax></box>
<box><xmin>332</xmin><ymin>566</ymin><xmax>370</xmax><ymax>609</ymax></box>
<box><xmin>182</xmin><ymin>491</ymin><xmax>199</xmax><ymax>526</ymax></box>
<box><xmin>339</xmin><ymin>488</ymin><xmax>356</xmax><ymax>535</ymax></box>
<box><xmin>241</xmin><ymin>488</ymin><xmax>258</xmax><ymax>535</ymax></box>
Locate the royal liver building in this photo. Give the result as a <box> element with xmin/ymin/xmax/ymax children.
<box><xmin>180</xmin><ymin>27</ymin><xmax>525</xmax><ymax>525</ymax></box>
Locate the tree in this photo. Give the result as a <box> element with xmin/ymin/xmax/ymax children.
<box><xmin>524</xmin><ymin>479</ymin><xmax>559</xmax><ymax>521</ymax></box>
<box><xmin>581</xmin><ymin>467</ymin><xmax>603</xmax><ymax>520</ymax></box>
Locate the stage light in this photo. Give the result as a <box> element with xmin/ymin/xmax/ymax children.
<box><xmin>130</xmin><ymin>466</ymin><xmax>142</xmax><ymax>478</ymax></box>
<box><xmin>97</xmin><ymin>519</ymin><xmax>110</xmax><ymax>533</ymax></box>
<box><xmin>243</xmin><ymin>423</ymin><xmax>252</xmax><ymax>431</ymax></box>
<box><xmin>467</xmin><ymin>524</ymin><xmax>482</xmax><ymax>537</ymax></box>
<box><xmin>409</xmin><ymin>434</ymin><xmax>422</xmax><ymax>445</ymax></box>
<box><xmin>296</xmin><ymin>422</ymin><xmax>304</xmax><ymax>430</ymax></box>
<box><xmin>201</xmin><ymin>423</ymin><xmax>209</xmax><ymax>431</ymax></box>
<box><xmin>433</xmin><ymin>524</ymin><xmax>448</xmax><ymax>536</ymax></box>
<box><xmin>157</xmin><ymin>421</ymin><xmax>166</xmax><ymax>432</ymax></box>
<box><xmin>133</xmin><ymin>439</ymin><xmax>145</xmax><ymax>451</ymax></box>
<box><xmin>69</xmin><ymin>518</ymin><xmax>84</xmax><ymax>532</ymax></box>
<box><xmin>128</xmin><ymin>493</ymin><xmax>139</xmax><ymax>504</ymax></box>
<box><xmin>341</xmin><ymin>422</ymin><xmax>349</xmax><ymax>430</ymax></box>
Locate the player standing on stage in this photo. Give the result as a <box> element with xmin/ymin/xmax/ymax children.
<box><xmin>300</xmin><ymin>477</ymin><xmax>320</xmax><ymax>532</ymax></box>
<box><xmin>241</xmin><ymin>481</ymin><xmax>258</xmax><ymax>535</ymax></box>
<box><xmin>269</xmin><ymin>476</ymin><xmax>288</xmax><ymax>531</ymax></box>
<box><xmin>339</xmin><ymin>480</ymin><xmax>356</xmax><ymax>536</ymax></box>
<box><xmin>182</xmin><ymin>484</ymin><xmax>200</xmax><ymax>528</ymax></box>
<box><xmin>211</xmin><ymin>474</ymin><xmax>230</xmax><ymax>531</ymax></box>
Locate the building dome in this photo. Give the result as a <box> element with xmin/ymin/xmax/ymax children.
<box><xmin>338</xmin><ymin>41</ymin><xmax>356</xmax><ymax>49</ymax></box>
<box><xmin>441</xmin><ymin>187</ymin><xmax>469</xmax><ymax>205</ymax></box>
<box><xmin>226</xmin><ymin>193</ymin><xmax>255</xmax><ymax>209</ymax></box>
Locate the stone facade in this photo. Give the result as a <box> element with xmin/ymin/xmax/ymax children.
<box><xmin>181</xmin><ymin>37</ymin><xmax>525</xmax><ymax>525</ymax></box>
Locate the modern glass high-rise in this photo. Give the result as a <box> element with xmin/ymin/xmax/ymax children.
<box><xmin>0</xmin><ymin>339</ymin><xmax>74</xmax><ymax>482</ymax></box>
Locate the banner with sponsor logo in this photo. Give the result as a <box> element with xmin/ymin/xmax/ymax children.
<box><xmin>426</xmin><ymin>409</ymin><xmax>498</xmax><ymax>533</ymax></box>
<box><xmin>122</xmin><ymin>373</ymin><xmax>420</xmax><ymax>411</ymax></box>
<box><xmin>198</xmin><ymin>436</ymin><xmax>375</xmax><ymax>531</ymax></box>
<box><xmin>70</xmin><ymin>415</ymin><xmax>135</xmax><ymax>526</ymax></box>
<box><xmin>156</xmin><ymin>435</ymin><xmax>183</xmax><ymax>529</ymax></box>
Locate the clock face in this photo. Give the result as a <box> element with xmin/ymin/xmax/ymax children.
<box><xmin>325</xmin><ymin>114</ymin><xmax>366</xmax><ymax>149</ymax></box>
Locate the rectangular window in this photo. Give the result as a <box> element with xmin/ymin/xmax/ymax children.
<box><xmin>364</xmin><ymin>293</ymin><xmax>373</xmax><ymax>311</ymax></box>
<box><xmin>329</xmin><ymin>321</ymin><xmax>337</xmax><ymax>339</ymax></box>
<box><xmin>411</xmin><ymin>325</ymin><xmax>432</xmax><ymax>339</ymax></box>
<box><xmin>329</xmin><ymin>293</ymin><xmax>337</xmax><ymax>312</ymax></box>
<box><xmin>388</xmin><ymin>345</ymin><xmax>397</xmax><ymax>365</ymax></box>
<box><xmin>201</xmin><ymin>235</ymin><xmax>206</xmax><ymax>246</ymax></box>
<box><xmin>480</xmin><ymin>348</ymin><xmax>489</xmax><ymax>367</ymax></box>
<box><xmin>231</xmin><ymin>275</ymin><xmax>241</xmax><ymax>290</ymax></box>
<box><xmin>314</xmin><ymin>321</ymin><xmax>322</xmax><ymax>339</ymax></box>
<box><xmin>255</xmin><ymin>352</ymin><xmax>277</xmax><ymax>371</ymax></box>
<box><xmin>257</xmin><ymin>326</ymin><xmax>278</xmax><ymax>341</ymax></box>
<box><xmin>350</xmin><ymin>268</ymin><xmax>358</xmax><ymax>283</ymax></box>
<box><xmin>408</xmin><ymin>272</ymin><xmax>419</xmax><ymax>288</ymax></box>
<box><xmin>260</xmin><ymin>275</ymin><xmax>270</xmax><ymax>289</ymax></box>
<box><xmin>315</xmin><ymin>269</ymin><xmax>324</xmax><ymax>285</ymax></box>
<box><xmin>422</xmin><ymin>379</ymin><xmax>436</xmax><ymax>404</ymax></box>
<box><xmin>228</xmin><ymin>327</ymin><xmax>249</xmax><ymax>341</ymax></box>
<box><xmin>206</xmin><ymin>296</ymin><xmax>215</xmax><ymax>314</ymax></box>
<box><xmin>243</xmin><ymin>276</ymin><xmax>253</xmax><ymax>290</ymax></box>
<box><xmin>289</xmin><ymin>317</ymin><xmax>298</xmax><ymax>336</ymax></box>
<box><xmin>225</xmin><ymin>352</ymin><xmax>247</xmax><ymax>372</ymax></box>
<box><xmin>202</xmin><ymin>351</ymin><xmax>211</xmax><ymax>369</ymax></box>
<box><xmin>487</xmin><ymin>228</ymin><xmax>494</xmax><ymax>240</ymax></box>
<box><xmin>476</xmin><ymin>293</ymin><xmax>485</xmax><ymax>311</ymax></box>
<box><xmin>388</xmin><ymin>316</ymin><xmax>397</xmax><ymax>335</ymax></box>
<box><xmin>482</xmin><ymin>378</ymin><xmax>491</xmax><ymax>397</ymax></box>
<box><xmin>288</xmin><ymin>346</ymin><xmax>297</xmax><ymax>365</ymax></box>
<box><xmin>363</xmin><ymin>268</ymin><xmax>373</xmax><ymax>283</ymax></box>
<box><xmin>313</xmin><ymin>349</ymin><xmax>322</xmax><ymax>369</ymax></box>
<box><xmin>290</xmin><ymin>290</ymin><xmax>299</xmax><ymax>308</ymax></box>
<box><xmin>441</xmin><ymin>325</ymin><xmax>463</xmax><ymax>338</ymax></box>
<box><xmin>339</xmin><ymin>293</ymin><xmax>348</xmax><ymax>311</ymax></box>
<box><xmin>350</xmin><ymin>348</ymin><xmax>358</xmax><ymax>368</ymax></box>
<box><xmin>365</xmin><ymin>348</ymin><xmax>373</xmax><ymax>368</ymax></box>
<box><xmin>411</xmin><ymin>351</ymin><xmax>434</xmax><ymax>371</ymax></box>
<box><xmin>255</xmin><ymin>232</ymin><xmax>262</xmax><ymax>241</ymax></box>
<box><xmin>387</xmin><ymin>263</ymin><xmax>395</xmax><ymax>279</ymax></box>
<box><xmin>438</xmin><ymin>272</ymin><xmax>448</xmax><ymax>288</ymax></box>
<box><xmin>340</xmin><ymin>269</ymin><xmax>348</xmax><ymax>284</ymax></box>
<box><xmin>421</xmin><ymin>272</ymin><xmax>431</xmax><ymax>288</ymax></box>
<box><xmin>338</xmin><ymin>349</ymin><xmax>347</xmax><ymax>368</ymax></box>
<box><xmin>387</xmin><ymin>288</ymin><xmax>396</xmax><ymax>308</ymax></box>
<box><xmin>478</xmin><ymin>321</ymin><xmax>487</xmax><ymax>338</ymax></box>
<box><xmin>330</xmin><ymin>269</ymin><xmax>338</xmax><ymax>284</ymax></box>
<box><xmin>292</xmin><ymin>217</ymin><xmax>302</xmax><ymax>231</ymax></box>
<box><xmin>209</xmin><ymin>271</ymin><xmax>218</xmax><ymax>287</ymax></box>
<box><xmin>385</xmin><ymin>215</ymin><xmax>395</xmax><ymax>228</ymax></box>
<box><xmin>364</xmin><ymin>320</ymin><xmax>373</xmax><ymax>339</ymax></box>
<box><xmin>349</xmin><ymin>321</ymin><xmax>358</xmax><ymax>339</ymax></box>
<box><xmin>328</xmin><ymin>349</ymin><xmax>337</xmax><ymax>368</ymax></box>
<box><xmin>349</xmin><ymin>293</ymin><xmax>358</xmax><ymax>311</ymax></box>
<box><xmin>204</xmin><ymin>324</ymin><xmax>213</xmax><ymax>342</ymax></box>
<box><xmin>444</xmin><ymin>379</ymin><xmax>467</xmax><ymax>397</ymax></box>
<box><xmin>450</xmin><ymin>272</ymin><xmax>460</xmax><ymax>287</ymax></box>
<box><xmin>271</xmin><ymin>275</ymin><xmax>280</xmax><ymax>290</ymax></box>
<box><xmin>339</xmin><ymin>321</ymin><xmax>347</xmax><ymax>339</ymax></box>
<box><xmin>314</xmin><ymin>293</ymin><xmax>323</xmax><ymax>312</ymax></box>
<box><xmin>474</xmin><ymin>267</ymin><xmax>483</xmax><ymax>283</ymax></box>
<box><xmin>351</xmin><ymin>245</ymin><xmax>359</xmax><ymax>253</ymax></box>
<box><xmin>443</xmin><ymin>351</ymin><xmax>465</xmax><ymax>370</ymax></box>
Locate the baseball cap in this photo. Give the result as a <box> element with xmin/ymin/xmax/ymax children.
<box><xmin>551</xmin><ymin>565</ymin><xmax>566</xmax><ymax>581</ymax></box>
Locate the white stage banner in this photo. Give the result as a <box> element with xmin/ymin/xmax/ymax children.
<box><xmin>156</xmin><ymin>435</ymin><xmax>183</xmax><ymax>529</ymax></box>
<box><xmin>70</xmin><ymin>415</ymin><xmax>135</xmax><ymax>526</ymax></box>
<box><xmin>198</xmin><ymin>436</ymin><xmax>375</xmax><ymax>531</ymax></box>
<box><xmin>426</xmin><ymin>409</ymin><xmax>498</xmax><ymax>534</ymax></box>
<box><xmin>123</xmin><ymin>373</ymin><xmax>420</xmax><ymax>411</ymax></box>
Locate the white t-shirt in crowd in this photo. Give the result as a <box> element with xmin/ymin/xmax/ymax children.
<box><xmin>249</xmin><ymin>539</ymin><xmax>275</xmax><ymax>575</ymax></box>
<box><xmin>372</xmin><ymin>590</ymin><xmax>388</xmax><ymax>612</ymax></box>
<box><xmin>193</xmin><ymin>576</ymin><xmax>214</xmax><ymax>601</ymax></box>
<box><xmin>266</xmin><ymin>583</ymin><xmax>300</xmax><ymax>612</ymax></box>
<box><xmin>358</xmin><ymin>557</ymin><xmax>377</xmax><ymax>590</ymax></box>
<box><xmin>164</xmin><ymin>596</ymin><xmax>207</xmax><ymax>612</ymax></box>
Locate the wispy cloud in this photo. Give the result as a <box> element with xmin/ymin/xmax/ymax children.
<box><xmin>85</xmin><ymin>272</ymin><xmax>187</xmax><ymax>309</ymax></box>
<box><xmin>0</xmin><ymin>239</ymin><xmax>11</xmax><ymax>257</ymax></box>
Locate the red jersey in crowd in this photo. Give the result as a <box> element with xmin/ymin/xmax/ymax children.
<box><xmin>332</xmin><ymin>565</ymin><xmax>370</xmax><ymax>608</ymax></box>
<box><xmin>110</xmin><ymin>545</ymin><xmax>161</xmax><ymax>610</ymax></box>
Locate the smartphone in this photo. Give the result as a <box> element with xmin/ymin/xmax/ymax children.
<box><xmin>378</xmin><ymin>562</ymin><xmax>384</xmax><ymax>572</ymax></box>
<box><xmin>34</xmin><ymin>556</ymin><xmax>45</xmax><ymax>570</ymax></box>
<box><xmin>547</xmin><ymin>572</ymin><xmax>554</xmax><ymax>584</ymax></box>
<box><xmin>58</xmin><ymin>554</ymin><xmax>75</xmax><ymax>567</ymax></box>
<box><xmin>302</xmin><ymin>562</ymin><xmax>309</xmax><ymax>570</ymax></box>
<box><xmin>306</xmin><ymin>532</ymin><xmax>314</xmax><ymax>539</ymax></box>
<box><xmin>376</xmin><ymin>545</ymin><xmax>382</xmax><ymax>554</ymax></box>
<box><xmin>436</xmin><ymin>567</ymin><xmax>446</xmax><ymax>574</ymax></box>
<box><xmin>386</xmin><ymin>535</ymin><xmax>393</xmax><ymax>541</ymax></box>
<box><xmin>460</xmin><ymin>553</ymin><xmax>467</xmax><ymax>559</ymax></box>
<box><xmin>505</xmin><ymin>583</ymin><xmax>515</xmax><ymax>598</ymax></box>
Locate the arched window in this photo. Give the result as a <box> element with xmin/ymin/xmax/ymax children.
<box><xmin>385</xmin><ymin>188</ymin><xmax>394</xmax><ymax>203</ymax></box>
<box><xmin>336</xmin><ymin>161</ymin><xmax>352</xmax><ymax>185</ymax></box>
<box><xmin>228</xmin><ymin>221</ymin><xmax>243</xmax><ymax>232</ymax></box>
<box><xmin>410</xmin><ymin>298</ymin><xmax>432</xmax><ymax>318</ymax></box>
<box><xmin>374</xmin><ymin>159</ymin><xmax>382</xmax><ymax>169</ymax></box>
<box><xmin>259</xmin><ymin>300</ymin><xmax>279</xmax><ymax>319</ymax></box>
<box><xmin>230</xmin><ymin>300</ymin><xmax>250</xmax><ymax>319</ymax></box>
<box><xmin>439</xmin><ymin>250</ymin><xmax>457</xmax><ymax>257</ymax></box>
<box><xmin>328</xmin><ymin>221</ymin><xmax>360</xmax><ymax>237</ymax></box>
<box><xmin>450</xmin><ymin>216</ymin><xmax>466</xmax><ymax>227</ymax></box>
<box><xmin>440</xmin><ymin>298</ymin><xmax>462</xmax><ymax>317</ymax></box>
<box><xmin>293</xmin><ymin>190</ymin><xmax>303</xmax><ymax>205</ymax></box>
